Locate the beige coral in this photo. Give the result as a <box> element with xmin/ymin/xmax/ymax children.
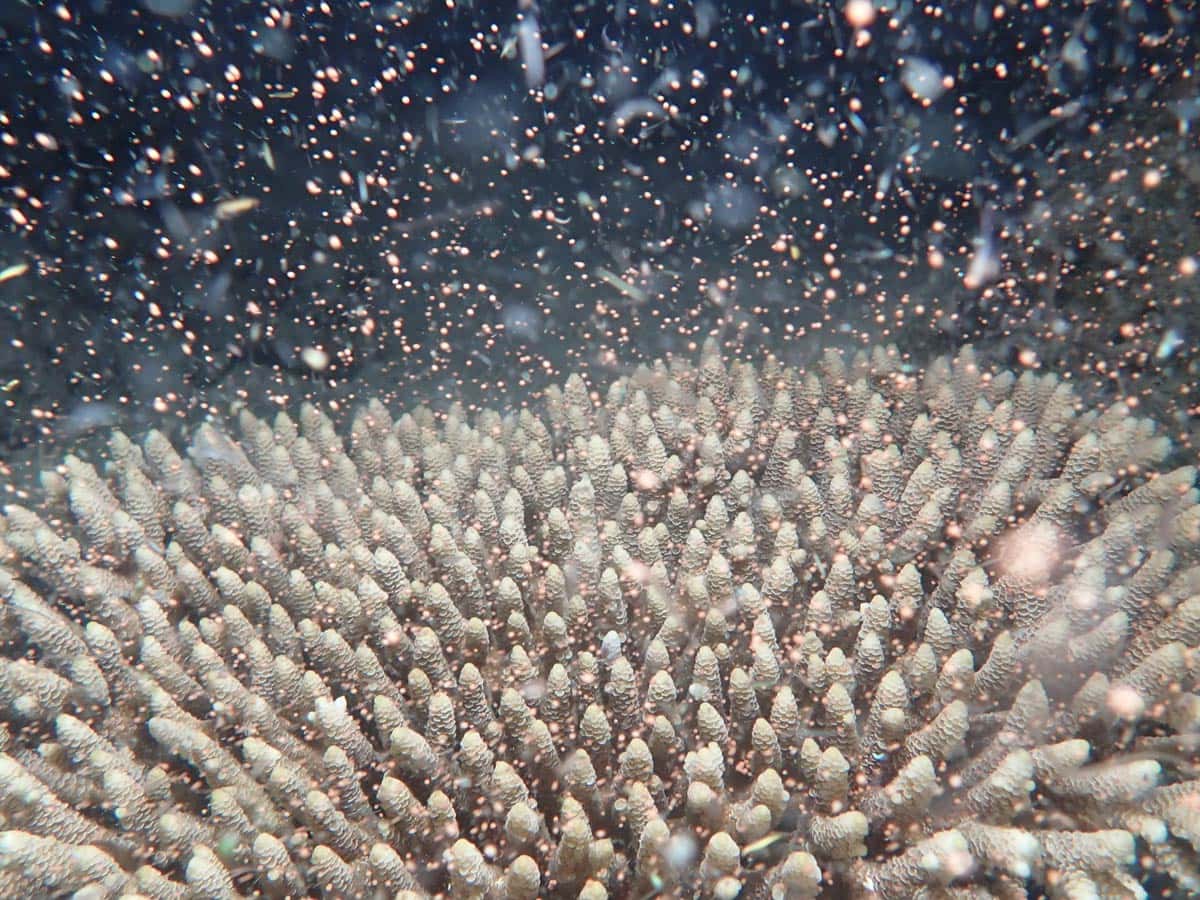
<box><xmin>0</xmin><ymin>343</ymin><xmax>1197</xmax><ymax>898</ymax></box>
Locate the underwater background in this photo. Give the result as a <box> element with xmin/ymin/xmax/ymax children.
<box><xmin>0</xmin><ymin>2</ymin><xmax>1199</xmax><ymax>898</ymax></box>
<box><xmin>1</xmin><ymin>0</ymin><xmax>1196</xmax><ymax>457</ymax></box>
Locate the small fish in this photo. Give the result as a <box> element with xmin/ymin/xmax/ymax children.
<box><xmin>58</xmin><ymin>402</ymin><xmax>119</xmax><ymax>441</ymax></box>
<box><xmin>858</xmin><ymin>243</ymin><xmax>895</xmax><ymax>262</ymax></box>
<box><xmin>595</xmin><ymin>267</ymin><xmax>648</xmax><ymax>305</ymax></box>
<box><xmin>608</xmin><ymin>98</ymin><xmax>664</xmax><ymax>135</ymax></box>
<box><xmin>517</xmin><ymin>16</ymin><xmax>545</xmax><ymax>88</ymax></box>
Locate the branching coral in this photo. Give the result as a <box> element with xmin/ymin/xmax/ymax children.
<box><xmin>0</xmin><ymin>344</ymin><xmax>1197</xmax><ymax>898</ymax></box>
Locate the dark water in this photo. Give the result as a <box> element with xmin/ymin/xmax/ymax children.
<box><xmin>0</xmin><ymin>3</ymin><xmax>1198</xmax><ymax>897</ymax></box>
<box><xmin>0</xmin><ymin>0</ymin><xmax>1195</xmax><ymax>461</ymax></box>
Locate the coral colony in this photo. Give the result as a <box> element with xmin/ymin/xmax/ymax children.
<box><xmin>1</xmin><ymin>345</ymin><xmax>1197</xmax><ymax>898</ymax></box>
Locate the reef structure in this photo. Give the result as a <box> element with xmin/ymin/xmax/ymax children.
<box><xmin>0</xmin><ymin>344</ymin><xmax>1197</xmax><ymax>898</ymax></box>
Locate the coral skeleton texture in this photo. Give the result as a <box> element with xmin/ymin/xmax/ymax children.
<box><xmin>0</xmin><ymin>344</ymin><xmax>1197</xmax><ymax>898</ymax></box>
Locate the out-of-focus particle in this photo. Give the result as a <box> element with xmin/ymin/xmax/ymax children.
<box><xmin>301</xmin><ymin>347</ymin><xmax>331</xmax><ymax>372</ymax></box>
<box><xmin>1062</xmin><ymin>35</ymin><xmax>1088</xmax><ymax>74</ymax></box>
<box><xmin>1169</xmin><ymin>97</ymin><xmax>1200</xmax><ymax>134</ymax></box>
<box><xmin>600</xmin><ymin>631</ymin><xmax>622</xmax><ymax>661</ymax></box>
<box><xmin>665</xmin><ymin>832</ymin><xmax>698</xmax><ymax>871</ymax></box>
<box><xmin>517</xmin><ymin>17</ymin><xmax>544</xmax><ymax>89</ymax></box>
<box><xmin>59</xmin><ymin>402</ymin><xmax>119</xmax><ymax>440</ymax></box>
<box><xmin>214</xmin><ymin>197</ymin><xmax>260</xmax><ymax>221</ymax></box>
<box><xmin>0</xmin><ymin>262</ymin><xmax>29</xmax><ymax>283</ymax></box>
<box><xmin>695</xmin><ymin>1</ymin><xmax>717</xmax><ymax>38</ymax></box>
<box><xmin>1106</xmin><ymin>684</ymin><xmax>1145</xmax><ymax>721</ymax></box>
<box><xmin>1155</xmin><ymin>330</ymin><xmax>1183</xmax><ymax>362</ymax></box>
<box><xmin>963</xmin><ymin>227</ymin><xmax>999</xmax><ymax>290</ymax></box>
<box><xmin>901</xmin><ymin>58</ymin><xmax>948</xmax><ymax>103</ymax></box>
<box><xmin>742</xmin><ymin>831</ymin><xmax>787</xmax><ymax>857</ymax></box>
<box><xmin>140</xmin><ymin>0</ymin><xmax>196</xmax><ymax>18</ymax></box>
<box><xmin>771</xmin><ymin>166</ymin><xmax>805</xmax><ymax>198</ymax></box>
<box><xmin>844</xmin><ymin>0</ymin><xmax>876</xmax><ymax>29</ymax></box>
